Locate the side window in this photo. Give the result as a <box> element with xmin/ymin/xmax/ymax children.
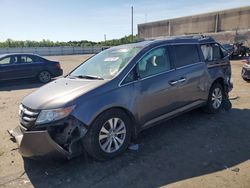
<box><xmin>34</xmin><ymin>56</ymin><xmax>44</xmax><ymax>62</ymax></box>
<box><xmin>0</xmin><ymin>57</ymin><xmax>11</xmax><ymax>65</ymax></box>
<box><xmin>19</xmin><ymin>56</ymin><xmax>34</xmax><ymax>63</ymax></box>
<box><xmin>122</xmin><ymin>67</ymin><xmax>137</xmax><ymax>85</ymax></box>
<box><xmin>201</xmin><ymin>44</ymin><xmax>213</xmax><ymax>61</ymax></box>
<box><xmin>138</xmin><ymin>47</ymin><xmax>171</xmax><ymax>78</ymax></box>
<box><xmin>201</xmin><ymin>43</ymin><xmax>225</xmax><ymax>61</ymax></box>
<box><xmin>220</xmin><ymin>46</ymin><xmax>229</xmax><ymax>57</ymax></box>
<box><xmin>174</xmin><ymin>44</ymin><xmax>200</xmax><ymax>68</ymax></box>
<box><xmin>0</xmin><ymin>56</ymin><xmax>18</xmax><ymax>65</ymax></box>
<box><xmin>212</xmin><ymin>44</ymin><xmax>223</xmax><ymax>60</ymax></box>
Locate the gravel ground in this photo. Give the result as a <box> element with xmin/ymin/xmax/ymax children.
<box><xmin>0</xmin><ymin>55</ymin><xmax>249</xmax><ymax>188</ymax></box>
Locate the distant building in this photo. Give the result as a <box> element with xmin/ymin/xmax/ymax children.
<box><xmin>138</xmin><ymin>6</ymin><xmax>250</xmax><ymax>44</ymax></box>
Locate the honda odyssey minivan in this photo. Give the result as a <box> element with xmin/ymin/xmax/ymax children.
<box><xmin>10</xmin><ymin>36</ymin><xmax>233</xmax><ymax>160</ymax></box>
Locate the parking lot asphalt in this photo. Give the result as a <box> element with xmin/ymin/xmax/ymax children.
<box><xmin>0</xmin><ymin>55</ymin><xmax>249</xmax><ymax>188</ymax></box>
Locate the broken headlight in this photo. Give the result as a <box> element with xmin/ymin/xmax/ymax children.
<box><xmin>36</xmin><ymin>105</ymin><xmax>75</xmax><ymax>125</ymax></box>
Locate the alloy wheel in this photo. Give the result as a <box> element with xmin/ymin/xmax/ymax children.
<box><xmin>99</xmin><ymin>118</ymin><xmax>126</xmax><ymax>153</ymax></box>
<box><xmin>211</xmin><ymin>87</ymin><xmax>223</xmax><ymax>109</ymax></box>
<box><xmin>39</xmin><ymin>71</ymin><xmax>51</xmax><ymax>83</ymax></box>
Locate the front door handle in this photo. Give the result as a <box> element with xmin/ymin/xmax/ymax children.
<box><xmin>169</xmin><ymin>80</ymin><xmax>178</xmax><ymax>86</ymax></box>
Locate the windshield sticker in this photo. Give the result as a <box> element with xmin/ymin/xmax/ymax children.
<box><xmin>104</xmin><ymin>57</ymin><xmax>119</xmax><ymax>62</ymax></box>
<box><xmin>118</xmin><ymin>49</ymin><xmax>128</xmax><ymax>53</ymax></box>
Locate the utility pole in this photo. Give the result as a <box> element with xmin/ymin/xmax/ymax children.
<box><xmin>131</xmin><ymin>6</ymin><xmax>134</xmax><ymax>42</ymax></box>
<box><xmin>104</xmin><ymin>34</ymin><xmax>106</xmax><ymax>42</ymax></box>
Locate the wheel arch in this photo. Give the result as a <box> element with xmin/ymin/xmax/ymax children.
<box><xmin>90</xmin><ymin>106</ymin><xmax>138</xmax><ymax>141</ymax></box>
<box><xmin>211</xmin><ymin>77</ymin><xmax>229</xmax><ymax>93</ymax></box>
<box><xmin>213</xmin><ymin>77</ymin><xmax>224</xmax><ymax>87</ymax></box>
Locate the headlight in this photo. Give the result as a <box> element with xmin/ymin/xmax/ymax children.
<box><xmin>19</xmin><ymin>104</ymin><xmax>23</xmax><ymax>116</ymax></box>
<box><xmin>36</xmin><ymin>105</ymin><xmax>75</xmax><ymax>125</ymax></box>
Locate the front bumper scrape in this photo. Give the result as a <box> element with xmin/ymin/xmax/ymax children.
<box><xmin>9</xmin><ymin>126</ymin><xmax>70</xmax><ymax>159</ymax></box>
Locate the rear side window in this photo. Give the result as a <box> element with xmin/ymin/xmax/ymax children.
<box><xmin>34</xmin><ymin>56</ymin><xmax>44</xmax><ymax>62</ymax></box>
<box><xmin>174</xmin><ymin>44</ymin><xmax>200</xmax><ymax>68</ymax></box>
<box><xmin>201</xmin><ymin>43</ymin><xmax>226</xmax><ymax>61</ymax></box>
<box><xmin>19</xmin><ymin>55</ymin><xmax>37</xmax><ymax>63</ymax></box>
<box><xmin>212</xmin><ymin>44</ymin><xmax>222</xmax><ymax>60</ymax></box>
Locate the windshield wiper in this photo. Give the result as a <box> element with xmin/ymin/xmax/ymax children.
<box><xmin>69</xmin><ymin>75</ymin><xmax>104</xmax><ymax>80</ymax></box>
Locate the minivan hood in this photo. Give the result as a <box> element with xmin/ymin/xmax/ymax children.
<box><xmin>22</xmin><ymin>78</ymin><xmax>108</xmax><ymax>109</ymax></box>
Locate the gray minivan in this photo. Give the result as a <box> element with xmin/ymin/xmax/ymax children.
<box><xmin>10</xmin><ymin>36</ymin><xmax>233</xmax><ymax>160</ymax></box>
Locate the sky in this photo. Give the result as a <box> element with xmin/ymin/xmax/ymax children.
<box><xmin>0</xmin><ymin>0</ymin><xmax>250</xmax><ymax>42</ymax></box>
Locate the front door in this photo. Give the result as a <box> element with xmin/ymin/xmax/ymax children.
<box><xmin>134</xmin><ymin>46</ymin><xmax>180</xmax><ymax>127</ymax></box>
<box><xmin>15</xmin><ymin>55</ymin><xmax>40</xmax><ymax>78</ymax></box>
<box><xmin>0</xmin><ymin>55</ymin><xmax>20</xmax><ymax>81</ymax></box>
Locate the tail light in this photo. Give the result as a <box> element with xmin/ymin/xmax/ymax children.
<box><xmin>54</xmin><ymin>63</ymin><xmax>61</xmax><ymax>69</ymax></box>
<box><xmin>241</xmin><ymin>60</ymin><xmax>248</xmax><ymax>64</ymax></box>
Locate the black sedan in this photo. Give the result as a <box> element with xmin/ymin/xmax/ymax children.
<box><xmin>0</xmin><ymin>53</ymin><xmax>63</xmax><ymax>83</ymax></box>
<box><xmin>242</xmin><ymin>58</ymin><xmax>250</xmax><ymax>81</ymax></box>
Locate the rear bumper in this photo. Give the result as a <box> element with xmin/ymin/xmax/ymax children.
<box><xmin>51</xmin><ymin>68</ymin><xmax>63</xmax><ymax>77</ymax></box>
<box><xmin>9</xmin><ymin>126</ymin><xmax>70</xmax><ymax>159</ymax></box>
<box><xmin>228</xmin><ymin>81</ymin><xmax>233</xmax><ymax>92</ymax></box>
<box><xmin>242</xmin><ymin>67</ymin><xmax>250</xmax><ymax>80</ymax></box>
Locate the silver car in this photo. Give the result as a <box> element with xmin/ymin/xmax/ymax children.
<box><xmin>10</xmin><ymin>36</ymin><xmax>233</xmax><ymax>160</ymax></box>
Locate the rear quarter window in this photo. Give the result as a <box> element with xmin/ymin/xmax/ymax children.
<box><xmin>201</xmin><ymin>43</ymin><xmax>226</xmax><ymax>62</ymax></box>
<box><xmin>33</xmin><ymin>56</ymin><xmax>45</xmax><ymax>62</ymax></box>
<box><xmin>173</xmin><ymin>44</ymin><xmax>200</xmax><ymax>68</ymax></box>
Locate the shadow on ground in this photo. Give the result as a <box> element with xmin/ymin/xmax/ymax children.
<box><xmin>0</xmin><ymin>79</ymin><xmax>55</xmax><ymax>91</ymax></box>
<box><xmin>23</xmin><ymin>108</ymin><xmax>250</xmax><ymax>188</ymax></box>
<box><xmin>231</xmin><ymin>55</ymin><xmax>250</xmax><ymax>61</ymax></box>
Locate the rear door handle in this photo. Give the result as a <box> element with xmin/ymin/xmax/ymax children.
<box><xmin>169</xmin><ymin>80</ymin><xmax>179</xmax><ymax>86</ymax></box>
<box><xmin>178</xmin><ymin>78</ymin><xmax>186</xmax><ymax>83</ymax></box>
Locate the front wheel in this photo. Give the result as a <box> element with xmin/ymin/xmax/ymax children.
<box><xmin>203</xmin><ymin>83</ymin><xmax>224</xmax><ymax>114</ymax></box>
<box><xmin>38</xmin><ymin>71</ymin><xmax>51</xmax><ymax>83</ymax></box>
<box><xmin>83</xmin><ymin>109</ymin><xmax>132</xmax><ymax>161</ymax></box>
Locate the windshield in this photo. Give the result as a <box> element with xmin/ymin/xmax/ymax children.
<box><xmin>69</xmin><ymin>47</ymin><xmax>141</xmax><ymax>79</ymax></box>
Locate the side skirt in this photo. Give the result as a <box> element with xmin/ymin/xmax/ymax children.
<box><xmin>140</xmin><ymin>100</ymin><xmax>206</xmax><ymax>131</ymax></box>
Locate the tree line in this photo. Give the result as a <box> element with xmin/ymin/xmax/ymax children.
<box><xmin>0</xmin><ymin>35</ymin><xmax>138</xmax><ymax>48</ymax></box>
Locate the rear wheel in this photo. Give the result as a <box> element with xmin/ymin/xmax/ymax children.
<box><xmin>38</xmin><ymin>71</ymin><xmax>51</xmax><ymax>83</ymax></box>
<box><xmin>83</xmin><ymin>109</ymin><xmax>132</xmax><ymax>161</ymax></box>
<box><xmin>243</xmin><ymin>77</ymin><xmax>250</xmax><ymax>82</ymax></box>
<box><xmin>203</xmin><ymin>83</ymin><xmax>224</xmax><ymax>113</ymax></box>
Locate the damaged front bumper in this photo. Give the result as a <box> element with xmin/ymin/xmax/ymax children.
<box><xmin>9</xmin><ymin>126</ymin><xmax>70</xmax><ymax>159</ymax></box>
<box><xmin>9</xmin><ymin>117</ymin><xmax>88</xmax><ymax>160</ymax></box>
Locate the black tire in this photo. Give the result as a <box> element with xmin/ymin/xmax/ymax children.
<box><xmin>38</xmin><ymin>70</ymin><xmax>51</xmax><ymax>83</ymax></box>
<box><xmin>203</xmin><ymin>83</ymin><xmax>224</xmax><ymax>114</ymax></box>
<box><xmin>242</xmin><ymin>77</ymin><xmax>250</xmax><ymax>82</ymax></box>
<box><xmin>83</xmin><ymin>109</ymin><xmax>132</xmax><ymax>161</ymax></box>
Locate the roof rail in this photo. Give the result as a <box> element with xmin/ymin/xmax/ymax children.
<box><xmin>142</xmin><ymin>34</ymin><xmax>214</xmax><ymax>41</ymax></box>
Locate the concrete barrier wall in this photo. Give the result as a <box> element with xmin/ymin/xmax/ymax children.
<box><xmin>0</xmin><ymin>46</ymin><xmax>102</xmax><ymax>56</ymax></box>
<box><xmin>208</xmin><ymin>30</ymin><xmax>250</xmax><ymax>45</ymax></box>
<box><xmin>138</xmin><ymin>6</ymin><xmax>250</xmax><ymax>39</ymax></box>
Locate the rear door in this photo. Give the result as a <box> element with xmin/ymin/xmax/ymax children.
<box><xmin>0</xmin><ymin>55</ymin><xmax>20</xmax><ymax>80</ymax></box>
<box><xmin>133</xmin><ymin>46</ymin><xmax>181</xmax><ymax>127</ymax></box>
<box><xmin>170</xmin><ymin>44</ymin><xmax>208</xmax><ymax>106</ymax></box>
<box><xmin>201</xmin><ymin>43</ymin><xmax>231</xmax><ymax>88</ymax></box>
<box><xmin>15</xmin><ymin>55</ymin><xmax>44</xmax><ymax>78</ymax></box>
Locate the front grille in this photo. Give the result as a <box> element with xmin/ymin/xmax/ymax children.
<box><xmin>19</xmin><ymin>105</ymin><xmax>39</xmax><ymax>129</ymax></box>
